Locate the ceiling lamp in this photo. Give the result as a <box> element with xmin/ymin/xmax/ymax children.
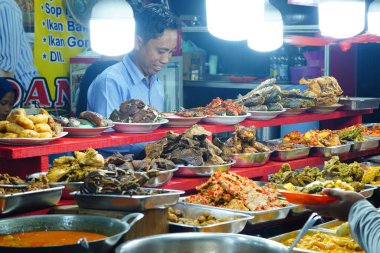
<box><xmin>368</xmin><ymin>0</ymin><xmax>380</xmax><ymax>36</ymax></box>
<box><xmin>90</xmin><ymin>0</ymin><xmax>135</xmax><ymax>56</ymax></box>
<box><xmin>206</xmin><ymin>0</ymin><xmax>264</xmax><ymax>41</ymax></box>
<box><xmin>319</xmin><ymin>0</ymin><xmax>365</xmax><ymax>39</ymax></box>
<box><xmin>247</xmin><ymin>0</ymin><xmax>283</xmax><ymax>52</ymax></box>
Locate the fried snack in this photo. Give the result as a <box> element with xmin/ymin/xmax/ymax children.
<box><xmin>18</xmin><ymin>129</ymin><xmax>40</xmax><ymax>138</ymax></box>
<box><xmin>6</xmin><ymin>108</ymin><xmax>26</xmax><ymax>122</ymax></box>
<box><xmin>27</xmin><ymin>114</ymin><xmax>49</xmax><ymax>124</ymax></box>
<box><xmin>0</xmin><ymin>121</ymin><xmax>9</xmax><ymax>132</ymax></box>
<box><xmin>15</xmin><ymin>115</ymin><xmax>34</xmax><ymax>130</ymax></box>
<box><xmin>3</xmin><ymin>132</ymin><xmax>18</xmax><ymax>138</ymax></box>
<box><xmin>38</xmin><ymin>132</ymin><xmax>53</xmax><ymax>138</ymax></box>
<box><xmin>34</xmin><ymin>123</ymin><xmax>52</xmax><ymax>133</ymax></box>
<box><xmin>6</xmin><ymin>123</ymin><xmax>25</xmax><ymax>135</ymax></box>
<box><xmin>0</xmin><ymin>133</ymin><xmax>3</xmax><ymax>137</ymax></box>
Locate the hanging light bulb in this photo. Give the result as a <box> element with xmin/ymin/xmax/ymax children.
<box><xmin>319</xmin><ymin>0</ymin><xmax>365</xmax><ymax>39</ymax></box>
<box><xmin>90</xmin><ymin>0</ymin><xmax>135</xmax><ymax>56</ymax></box>
<box><xmin>247</xmin><ymin>0</ymin><xmax>283</xmax><ymax>52</ymax></box>
<box><xmin>368</xmin><ymin>0</ymin><xmax>380</xmax><ymax>36</ymax></box>
<box><xmin>206</xmin><ymin>0</ymin><xmax>264</xmax><ymax>41</ymax></box>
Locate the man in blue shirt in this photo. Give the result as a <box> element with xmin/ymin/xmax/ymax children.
<box><xmin>0</xmin><ymin>0</ymin><xmax>38</xmax><ymax>91</ymax></box>
<box><xmin>87</xmin><ymin>4</ymin><xmax>179</xmax><ymax>156</ymax></box>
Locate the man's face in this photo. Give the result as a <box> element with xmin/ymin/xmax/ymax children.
<box><xmin>135</xmin><ymin>29</ymin><xmax>178</xmax><ymax>77</ymax></box>
<box><xmin>0</xmin><ymin>91</ymin><xmax>15</xmax><ymax>120</ymax></box>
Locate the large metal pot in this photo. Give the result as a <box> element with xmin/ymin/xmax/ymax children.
<box><xmin>116</xmin><ymin>232</ymin><xmax>289</xmax><ymax>253</ymax></box>
<box><xmin>0</xmin><ymin>213</ymin><xmax>143</xmax><ymax>253</ymax></box>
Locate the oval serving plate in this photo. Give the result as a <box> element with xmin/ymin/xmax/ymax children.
<box><xmin>278</xmin><ymin>190</ymin><xmax>336</xmax><ymax>205</ymax></box>
<box><xmin>112</xmin><ymin>119</ymin><xmax>169</xmax><ymax>133</ymax></box>
<box><xmin>174</xmin><ymin>160</ymin><xmax>236</xmax><ymax>177</ymax></box>
<box><xmin>247</xmin><ymin>109</ymin><xmax>285</xmax><ymax>121</ymax></box>
<box><xmin>280</xmin><ymin>108</ymin><xmax>308</xmax><ymax>116</ymax></box>
<box><xmin>307</xmin><ymin>103</ymin><xmax>343</xmax><ymax>114</ymax></box>
<box><xmin>201</xmin><ymin>113</ymin><xmax>249</xmax><ymax>125</ymax></box>
<box><xmin>162</xmin><ymin>113</ymin><xmax>205</xmax><ymax>128</ymax></box>
<box><xmin>0</xmin><ymin>132</ymin><xmax>68</xmax><ymax>146</ymax></box>
<box><xmin>63</xmin><ymin>125</ymin><xmax>114</xmax><ymax>137</ymax></box>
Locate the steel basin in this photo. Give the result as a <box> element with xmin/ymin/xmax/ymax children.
<box><xmin>116</xmin><ymin>232</ymin><xmax>289</xmax><ymax>253</ymax></box>
<box><xmin>0</xmin><ymin>213</ymin><xmax>143</xmax><ymax>253</ymax></box>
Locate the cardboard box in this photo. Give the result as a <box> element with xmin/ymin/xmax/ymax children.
<box><xmin>183</xmin><ymin>51</ymin><xmax>206</xmax><ymax>80</ymax></box>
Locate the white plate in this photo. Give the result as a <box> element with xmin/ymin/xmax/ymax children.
<box><xmin>0</xmin><ymin>132</ymin><xmax>68</xmax><ymax>146</ymax></box>
<box><xmin>308</xmin><ymin>103</ymin><xmax>343</xmax><ymax>114</ymax></box>
<box><xmin>280</xmin><ymin>108</ymin><xmax>308</xmax><ymax>116</ymax></box>
<box><xmin>112</xmin><ymin>118</ymin><xmax>169</xmax><ymax>133</ymax></box>
<box><xmin>163</xmin><ymin>113</ymin><xmax>205</xmax><ymax>128</ymax></box>
<box><xmin>63</xmin><ymin>125</ymin><xmax>114</xmax><ymax>137</ymax></box>
<box><xmin>247</xmin><ymin>109</ymin><xmax>285</xmax><ymax>121</ymax></box>
<box><xmin>201</xmin><ymin>113</ymin><xmax>249</xmax><ymax>125</ymax></box>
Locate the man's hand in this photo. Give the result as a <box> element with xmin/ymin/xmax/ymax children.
<box><xmin>304</xmin><ymin>188</ymin><xmax>365</xmax><ymax>221</ymax></box>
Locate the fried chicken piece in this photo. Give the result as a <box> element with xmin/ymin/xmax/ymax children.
<box><xmin>27</xmin><ymin>114</ymin><xmax>49</xmax><ymax>124</ymax></box>
<box><xmin>74</xmin><ymin>148</ymin><xmax>104</xmax><ymax>167</ymax></box>
<box><xmin>6</xmin><ymin>123</ymin><xmax>25</xmax><ymax>135</ymax></box>
<box><xmin>6</xmin><ymin>108</ymin><xmax>26</xmax><ymax>123</ymax></box>
<box><xmin>18</xmin><ymin>129</ymin><xmax>39</xmax><ymax>138</ymax></box>
<box><xmin>0</xmin><ymin>121</ymin><xmax>9</xmax><ymax>133</ymax></box>
<box><xmin>15</xmin><ymin>115</ymin><xmax>34</xmax><ymax>130</ymax></box>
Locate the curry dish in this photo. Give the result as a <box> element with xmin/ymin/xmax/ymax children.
<box><xmin>0</xmin><ymin>231</ymin><xmax>107</xmax><ymax>247</ymax></box>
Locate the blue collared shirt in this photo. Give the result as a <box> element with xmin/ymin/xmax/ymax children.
<box><xmin>87</xmin><ymin>54</ymin><xmax>164</xmax><ymax>118</ymax></box>
<box><xmin>87</xmin><ymin>54</ymin><xmax>164</xmax><ymax>155</ymax></box>
<box><xmin>0</xmin><ymin>0</ymin><xmax>38</xmax><ymax>91</ymax></box>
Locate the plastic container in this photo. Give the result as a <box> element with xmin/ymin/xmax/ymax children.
<box><xmin>290</xmin><ymin>66</ymin><xmax>321</xmax><ymax>84</ymax></box>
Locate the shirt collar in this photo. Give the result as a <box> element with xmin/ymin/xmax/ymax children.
<box><xmin>122</xmin><ymin>54</ymin><xmax>159</xmax><ymax>86</ymax></box>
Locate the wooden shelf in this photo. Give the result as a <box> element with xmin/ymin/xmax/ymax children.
<box><xmin>0</xmin><ymin>109</ymin><xmax>374</xmax><ymax>178</ymax></box>
<box><xmin>0</xmin><ymin>109</ymin><xmax>372</xmax><ymax>159</ymax></box>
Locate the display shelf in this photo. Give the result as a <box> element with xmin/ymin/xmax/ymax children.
<box><xmin>162</xmin><ymin>146</ymin><xmax>380</xmax><ymax>191</ymax></box>
<box><xmin>0</xmin><ymin>109</ymin><xmax>374</xmax><ymax>177</ymax></box>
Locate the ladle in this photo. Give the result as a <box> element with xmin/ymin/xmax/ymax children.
<box><xmin>288</xmin><ymin>212</ymin><xmax>322</xmax><ymax>252</ymax></box>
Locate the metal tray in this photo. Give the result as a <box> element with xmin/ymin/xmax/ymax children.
<box><xmin>313</xmin><ymin>219</ymin><xmax>344</xmax><ymax>233</ymax></box>
<box><xmin>174</xmin><ymin>160</ymin><xmax>235</xmax><ymax>177</ymax></box>
<box><xmin>73</xmin><ymin>188</ymin><xmax>185</xmax><ymax>212</ymax></box>
<box><xmin>135</xmin><ymin>168</ymin><xmax>178</xmax><ymax>187</ymax></box>
<box><xmin>0</xmin><ymin>186</ymin><xmax>64</xmax><ymax>214</ymax></box>
<box><xmin>350</xmin><ymin>138</ymin><xmax>379</xmax><ymax>152</ymax></box>
<box><xmin>179</xmin><ymin>197</ymin><xmax>295</xmax><ymax>224</ymax></box>
<box><xmin>339</xmin><ymin>97</ymin><xmax>380</xmax><ymax>110</ymax></box>
<box><xmin>366</xmin><ymin>154</ymin><xmax>380</xmax><ymax>163</ymax></box>
<box><xmin>49</xmin><ymin>182</ymin><xmax>83</xmax><ymax>200</ymax></box>
<box><xmin>230</xmin><ymin>152</ymin><xmax>272</xmax><ymax>167</ymax></box>
<box><xmin>168</xmin><ymin>202</ymin><xmax>253</xmax><ymax>233</ymax></box>
<box><xmin>270</xmin><ymin>229</ymin><xmax>340</xmax><ymax>253</ymax></box>
<box><xmin>310</xmin><ymin>143</ymin><xmax>351</xmax><ymax>157</ymax></box>
<box><xmin>265</xmin><ymin>139</ymin><xmax>311</xmax><ymax>161</ymax></box>
<box><xmin>363</xmin><ymin>123</ymin><xmax>380</xmax><ymax>140</ymax></box>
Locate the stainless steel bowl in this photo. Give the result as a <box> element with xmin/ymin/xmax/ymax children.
<box><xmin>230</xmin><ymin>152</ymin><xmax>272</xmax><ymax>167</ymax></box>
<box><xmin>136</xmin><ymin>168</ymin><xmax>178</xmax><ymax>187</ymax></box>
<box><xmin>116</xmin><ymin>232</ymin><xmax>289</xmax><ymax>253</ymax></box>
<box><xmin>174</xmin><ymin>160</ymin><xmax>235</xmax><ymax>177</ymax></box>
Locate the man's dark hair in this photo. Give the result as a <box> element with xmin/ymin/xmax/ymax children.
<box><xmin>135</xmin><ymin>4</ymin><xmax>179</xmax><ymax>43</ymax></box>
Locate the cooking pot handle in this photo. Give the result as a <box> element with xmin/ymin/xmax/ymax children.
<box><xmin>121</xmin><ymin>213</ymin><xmax>144</xmax><ymax>227</ymax></box>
